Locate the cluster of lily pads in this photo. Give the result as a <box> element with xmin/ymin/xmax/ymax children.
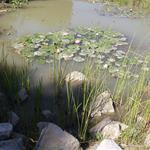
<box><xmin>13</xmin><ymin>27</ymin><xmax>149</xmax><ymax>79</ymax></box>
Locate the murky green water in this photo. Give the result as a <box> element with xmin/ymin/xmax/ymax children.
<box><xmin>0</xmin><ymin>0</ymin><xmax>150</xmax><ymax>92</ymax></box>
<box><xmin>0</xmin><ymin>0</ymin><xmax>150</xmax><ymax>51</ymax></box>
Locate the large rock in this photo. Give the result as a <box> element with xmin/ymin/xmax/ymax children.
<box><xmin>35</xmin><ymin>123</ymin><xmax>80</xmax><ymax>150</ymax></box>
<box><xmin>101</xmin><ymin>121</ymin><xmax>128</xmax><ymax>140</ymax></box>
<box><xmin>89</xmin><ymin>117</ymin><xmax>112</xmax><ymax>137</ymax></box>
<box><xmin>0</xmin><ymin>138</ymin><xmax>25</xmax><ymax>150</ymax></box>
<box><xmin>8</xmin><ymin>111</ymin><xmax>20</xmax><ymax>127</ymax></box>
<box><xmin>96</xmin><ymin>139</ymin><xmax>122</xmax><ymax>150</ymax></box>
<box><xmin>65</xmin><ymin>71</ymin><xmax>86</xmax><ymax>86</ymax></box>
<box><xmin>0</xmin><ymin>123</ymin><xmax>13</xmax><ymax>140</ymax></box>
<box><xmin>91</xmin><ymin>91</ymin><xmax>115</xmax><ymax>118</ymax></box>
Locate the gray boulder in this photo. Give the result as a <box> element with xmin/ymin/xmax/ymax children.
<box><xmin>91</xmin><ymin>91</ymin><xmax>115</xmax><ymax>118</ymax></box>
<box><xmin>0</xmin><ymin>123</ymin><xmax>13</xmax><ymax>140</ymax></box>
<box><xmin>35</xmin><ymin>123</ymin><xmax>80</xmax><ymax>150</ymax></box>
<box><xmin>89</xmin><ymin>117</ymin><xmax>112</xmax><ymax>137</ymax></box>
<box><xmin>0</xmin><ymin>138</ymin><xmax>25</xmax><ymax>150</ymax></box>
<box><xmin>101</xmin><ymin>121</ymin><xmax>128</xmax><ymax>140</ymax></box>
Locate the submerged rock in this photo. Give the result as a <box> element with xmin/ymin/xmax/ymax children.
<box><xmin>65</xmin><ymin>71</ymin><xmax>86</xmax><ymax>86</ymax></box>
<box><xmin>91</xmin><ymin>91</ymin><xmax>115</xmax><ymax>118</ymax></box>
<box><xmin>35</xmin><ymin>123</ymin><xmax>80</xmax><ymax>150</ymax></box>
<box><xmin>0</xmin><ymin>123</ymin><xmax>13</xmax><ymax>140</ymax></box>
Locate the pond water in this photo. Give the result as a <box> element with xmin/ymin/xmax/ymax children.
<box><xmin>0</xmin><ymin>0</ymin><xmax>150</xmax><ymax>50</ymax></box>
<box><xmin>0</xmin><ymin>0</ymin><xmax>150</xmax><ymax>96</ymax></box>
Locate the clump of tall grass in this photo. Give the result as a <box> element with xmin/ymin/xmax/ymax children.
<box><xmin>113</xmin><ymin>54</ymin><xmax>150</xmax><ymax>144</ymax></box>
<box><xmin>52</xmin><ymin>59</ymin><xmax>106</xmax><ymax>141</ymax></box>
<box><xmin>0</xmin><ymin>49</ymin><xmax>30</xmax><ymax>106</ymax></box>
<box><xmin>34</xmin><ymin>80</ymin><xmax>42</xmax><ymax>121</ymax></box>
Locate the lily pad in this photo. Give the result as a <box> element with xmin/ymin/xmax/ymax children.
<box><xmin>73</xmin><ymin>56</ymin><xmax>85</xmax><ymax>63</ymax></box>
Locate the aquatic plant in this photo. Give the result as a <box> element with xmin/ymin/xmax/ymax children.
<box><xmin>13</xmin><ymin>27</ymin><xmax>126</xmax><ymax>64</ymax></box>
<box><xmin>11</xmin><ymin>0</ymin><xmax>28</xmax><ymax>8</ymax></box>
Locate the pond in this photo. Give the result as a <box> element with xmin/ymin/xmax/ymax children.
<box><xmin>0</xmin><ymin>0</ymin><xmax>150</xmax><ymax>96</ymax></box>
<box><xmin>0</xmin><ymin>1</ymin><xmax>150</xmax><ymax>148</ymax></box>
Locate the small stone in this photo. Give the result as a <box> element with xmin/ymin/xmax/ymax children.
<box><xmin>8</xmin><ymin>112</ymin><xmax>20</xmax><ymax>127</ymax></box>
<box><xmin>96</xmin><ymin>139</ymin><xmax>122</xmax><ymax>150</ymax></box>
<box><xmin>0</xmin><ymin>123</ymin><xmax>13</xmax><ymax>140</ymax></box>
<box><xmin>18</xmin><ymin>88</ymin><xmax>28</xmax><ymax>102</ymax></box>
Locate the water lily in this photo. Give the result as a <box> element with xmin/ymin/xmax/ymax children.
<box><xmin>62</xmin><ymin>32</ymin><xmax>69</xmax><ymax>36</ymax></box>
<box><xmin>108</xmin><ymin>58</ymin><xmax>116</xmax><ymax>63</ymax></box>
<box><xmin>103</xmin><ymin>64</ymin><xmax>109</xmax><ymax>69</ymax></box>
<box><xmin>34</xmin><ymin>51</ymin><xmax>42</xmax><ymax>56</ymax></box>
<box><xmin>75</xmin><ymin>39</ymin><xmax>81</xmax><ymax>44</ymax></box>
<box><xmin>88</xmin><ymin>54</ymin><xmax>96</xmax><ymax>58</ymax></box>
<box><xmin>34</xmin><ymin>44</ymin><xmax>40</xmax><ymax>49</ymax></box>
<box><xmin>62</xmin><ymin>53</ymin><xmax>74</xmax><ymax>61</ymax></box>
<box><xmin>120</xmin><ymin>37</ymin><xmax>127</xmax><ymax>42</ymax></box>
<box><xmin>97</xmin><ymin>54</ymin><xmax>105</xmax><ymax>59</ymax></box>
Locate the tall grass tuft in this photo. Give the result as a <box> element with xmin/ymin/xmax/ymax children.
<box><xmin>0</xmin><ymin>50</ymin><xmax>30</xmax><ymax>106</ymax></box>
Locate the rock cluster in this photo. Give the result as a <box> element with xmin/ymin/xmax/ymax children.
<box><xmin>90</xmin><ymin>117</ymin><xmax>128</xmax><ymax>140</ymax></box>
<box><xmin>0</xmin><ymin>122</ymin><xmax>25</xmax><ymax>150</ymax></box>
